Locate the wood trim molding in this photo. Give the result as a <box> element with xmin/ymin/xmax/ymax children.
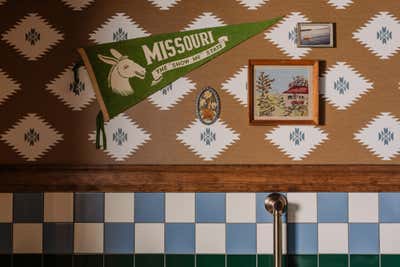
<box><xmin>0</xmin><ymin>165</ymin><xmax>399</xmax><ymax>192</ymax></box>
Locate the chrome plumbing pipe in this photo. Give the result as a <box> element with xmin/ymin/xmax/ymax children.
<box><xmin>265</xmin><ymin>193</ymin><xmax>288</xmax><ymax>267</ymax></box>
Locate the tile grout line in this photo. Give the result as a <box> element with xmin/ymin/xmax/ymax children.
<box><xmin>255</xmin><ymin>192</ymin><xmax>257</xmax><ymax>267</ymax></box>
<box><xmin>316</xmin><ymin>192</ymin><xmax>319</xmax><ymax>267</ymax></box>
<box><xmin>348</xmin><ymin>192</ymin><xmax>350</xmax><ymax>267</ymax></box>
<box><xmin>378</xmin><ymin>192</ymin><xmax>381</xmax><ymax>267</ymax></box>
<box><xmin>194</xmin><ymin>192</ymin><xmax>196</xmax><ymax>267</ymax></box>
<box><xmin>102</xmin><ymin>192</ymin><xmax>105</xmax><ymax>267</ymax></box>
<box><xmin>225</xmin><ymin>192</ymin><xmax>227</xmax><ymax>267</ymax></box>
<box><xmin>164</xmin><ymin>192</ymin><xmax>166</xmax><ymax>267</ymax></box>
<box><xmin>41</xmin><ymin>192</ymin><xmax>44</xmax><ymax>267</ymax></box>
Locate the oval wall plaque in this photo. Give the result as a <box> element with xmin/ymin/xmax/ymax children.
<box><xmin>196</xmin><ymin>86</ymin><xmax>221</xmax><ymax>125</ymax></box>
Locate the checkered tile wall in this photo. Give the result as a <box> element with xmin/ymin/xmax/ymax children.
<box><xmin>1</xmin><ymin>192</ymin><xmax>400</xmax><ymax>267</ymax></box>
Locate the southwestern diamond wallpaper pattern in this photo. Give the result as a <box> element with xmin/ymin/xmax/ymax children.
<box><xmin>0</xmin><ymin>0</ymin><xmax>400</xmax><ymax>163</ymax></box>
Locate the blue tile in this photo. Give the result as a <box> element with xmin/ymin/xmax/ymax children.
<box><xmin>349</xmin><ymin>223</ymin><xmax>379</xmax><ymax>254</ymax></box>
<box><xmin>317</xmin><ymin>193</ymin><xmax>348</xmax><ymax>223</ymax></box>
<box><xmin>74</xmin><ymin>193</ymin><xmax>104</xmax><ymax>223</ymax></box>
<box><xmin>43</xmin><ymin>223</ymin><xmax>73</xmax><ymax>254</ymax></box>
<box><xmin>196</xmin><ymin>193</ymin><xmax>225</xmax><ymax>223</ymax></box>
<box><xmin>380</xmin><ymin>193</ymin><xmax>400</xmax><ymax>222</ymax></box>
<box><xmin>165</xmin><ymin>223</ymin><xmax>195</xmax><ymax>254</ymax></box>
<box><xmin>226</xmin><ymin>223</ymin><xmax>256</xmax><ymax>254</ymax></box>
<box><xmin>0</xmin><ymin>223</ymin><xmax>12</xmax><ymax>254</ymax></box>
<box><xmin>14</xmin><ymin>193</ymin><xmax>43</xmax><ymax>223</ymax></box>
<box><xmin>256</xmin><ymin>193</ymin><xmax>287</xmax><ymax>223</ymax></box>
<box><xmin>104</xmin><ymin>223</ymin><xmax>134</xmax><ymax>254</ymax></box>
<box><xmin>135</xmin><ymin>193</ymin><xmax>165</xmax><ymax>223</ymax></box>
<box><xmin>287</xmin><ymin>223</ymin><xmax>317</xmax><ymax>254</ymax></box>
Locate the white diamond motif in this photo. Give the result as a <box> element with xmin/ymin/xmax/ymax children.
<box><xmin>177</xmin><ymin>119</ymin><xmax>239</xmax><ymax>161</ymax></box>
<box><xmin>1</xmin><ymin>113</ymin><xmax>63</xmax><ymax>161</ymax></box>
<box><xmin>266</xmin><ymin>126</ymin><xmax>328</xmax><ymax>160</ymax></box>
<box><xmin>353</xmin><ymin>12</ymin><xmax>400</xmax><ymax>59</ymax></box>
<box><xmin>148</xmin><ymin>77</ymin><xmax>196</xmax><ymax>110</ymax></box>
<box><xmin>354</xmin><ymin>112</ymin><xmax>400</xmax><ymax>160</ymax></box>
<box><xmin>46</xmin><ymin>65</ymin><xmax>96</xmax><ymax>111</ymax></box>
<box><xmin>221</xmin><ymin>65</ymin><xmax>248</xmax><ymax>107</ymax></box>
<box><xmin>236</xmin><ymin>0</ymin><xmax>269</xmax><ymax>10</ymax></box>
<box><xmin>327</xmin><ymin>0</ymin><xmax>353</xmax><ymax>9</ymax></box>
<box><xmin>0</xmin><ymin>69</ymin><xmax>21</xmax><ymax>105</ymax></box>
<box><xmin>183</xmin><ymin>12</ymin><xmax>225</xmax><ymax>31</ymax></box>
<box><xmin>2</xmin><ymin>13</ymin><xmax>64</xmax><ymax>61</ymax></box>
<box><xmin>265</xmin><ymin>12</ymin><xmax>311</xmax><ymax>59</ymax></box>
<box><xmin>88</xmin><ymin>113</ymin><xmax>151</xmax><ymax>161</ymax></box>
<box><xmin>147</xmin><ymin>0</ymin><xmax>181</xmax><ymax>10</ymax></box>
<box><xmin>61</xmin><ymin>0</ymin><xmax>95</xmax><ymax>11</ymax></box>
<box><xmin>321</xmin><ymin>62</ymin><xmax>373</xmax><ymax>110</ymax></box>
<box><xmin>90</xmin><ymin>13</ymin><xmax>150</xmax><ymax>44</ymax></box>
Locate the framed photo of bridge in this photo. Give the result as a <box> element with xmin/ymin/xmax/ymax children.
<box><xmin>248</xmin><ymin>60</ymin><xmax>319</xmax><ymax>125</ymax></box>
<box><xmin>297</xmin><ymin>22</ymin><xmax>335</xmax><ymax>48</ymax></box>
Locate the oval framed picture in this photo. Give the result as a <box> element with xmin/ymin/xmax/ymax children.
<box><xmin>196</xmin><ymin>86</ymin><xmax>221</xmax><ymax>125</ymax></box>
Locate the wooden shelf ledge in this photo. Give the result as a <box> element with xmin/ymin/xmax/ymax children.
<box><xmin>0</xmin><ymin>165</ymin><xmax>399</xmax><ymax>192</ymax></box>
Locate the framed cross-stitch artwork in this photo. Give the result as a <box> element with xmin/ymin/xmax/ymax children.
<box><xmin>248</xmin><ymin>60</ymin><xmax>319</xmax><ymax>125</ymax></box>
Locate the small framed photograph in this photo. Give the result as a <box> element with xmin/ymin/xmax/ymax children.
<box><xmin>297</xmin><ymin>23</ymin><xmax>335</xmax><ymax>48</ymax></box>
<box><xmin>248</xmin><ymin>59</ymin><xmax>319</xmax><ymax>125</ymax></box>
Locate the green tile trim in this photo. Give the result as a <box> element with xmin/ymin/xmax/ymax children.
<box><xmin>197</xmin><ymin>254</ymin><xmax>225</xmax><ymax>267</ymax></box>
<box><xmin>350</xmin><ymin>255</ymin><xmax>379</xmax><ymax>267</ymax></box>
<box><xmin>227</xmin><ymin>255</ymin><xmax>257</xmax><ymax>267</ymax></box>
<box><xmin>381</xmin><ymin>255</ymin><xmax>400</xmax><ymax>267</ymax></box>
<box><xmin>288</xmin><ymin>255</ymin><xmax>317</xmax><ymax>267</ymax></box>
<box><xmin>258</xmin><ymin>255</ymin><xmax>273</xmax><ymax>267</ymax></box>
<box><xmin>166</xmin><ymin>254</ymin><xmax>195</xmax><ymax>267</ymax></box>
<box><xmin>105</xmin><ymin>254</ymin><xmax>134</xmax><ymax>267</ymax></box>
<box><xmin>319</xmin><ymin>254</ymin><xmax>348</xmax><ymax>267</ymax></box>
<box><xmin>44</xmin><ymin>255</ymin><xmax>73</xmax><ymax>267</ymax></box>
<box><xmin>74</xmin><ymin>255</ymin><xmax>103</xmax><ymax>267</ymax></box>
<box><xmin>135</xmin><ymin>254</ymin><xmax>164</xmax><ymax>267</ymax></box>
<box><xmin>258</xmin><ymin>255</ymin><xmax>287</xmax><ymax>267</ymax></box>
<box><xmin>13</xmin><ymin>254</ymin><xmax>42</xmax><ymax>267</ymax></box>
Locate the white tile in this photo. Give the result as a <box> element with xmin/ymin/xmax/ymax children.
<box><xmin>226</xmin><ymin>193</ymin><xmax>256</xmax><ymax>223</ymax></box>
<box><xmin>287</xmin><ymin>193</ymin><xmax>317</xmax><ymax>223</ymax></box>
<box><xmin>318</xmin><ymin>223</ymin><xmax>348</xmax><ymax>254</ymax></box>
<box><xmin>166</xmin><ymin>193</ymin><xmax>195</xmax><ymax>222</ymax></box>
<box><xmin>13</xmin><ymin>223</ymin><xmax>42</xmax><ymax>253</ymax></box>
<box><xmin>349</xmin><ymin>193</ymin><xmax>378</xmax><ymax>222</ymax></box>
<box><xmin>196</xmin><ymin>223</ymin><xmax>225</xmax><ymax>254</ymax></box>
<box><xmin>135</xmin><ymin>223</ymin><xmax>164</xmax><ymax>253</ymax></box>
<box><xmin>105</xmin><ymin>193</ymin><xmax>134</xmax><ymax>222</ymax></box>
<box><xmin>380</xmin><ymin>223</ymin><xmax>400</xmax><ymax>253</ymax></box>
<box><xmin>74</xmin><ymin>223</ymin><xmax>104</xmax><ymax>253</ymax></box>
<box><xmin>257</xmin><ymin>223</ymin><xmax>287</xmax><ymax>254</ymax></box>
<box><xmin>44</xmin><ymin>192</ymin><xmax>73</xmax><ymax>222</ymax></box>
<box><xmin>0</xmin><ymin>193</ymin><xmax>12</xmax><ymax>222</ymax></box>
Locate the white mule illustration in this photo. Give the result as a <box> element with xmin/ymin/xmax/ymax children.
<box><xmin>98</xmin><ymin>49</ymin><xmax>146</xmax><ymax>96</ymax></box>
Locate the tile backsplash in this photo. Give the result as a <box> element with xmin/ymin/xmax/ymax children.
<box><xmin>0</xmin><ymin>192</ymin><xmax>400</xmax><ymax>267</ymax></box>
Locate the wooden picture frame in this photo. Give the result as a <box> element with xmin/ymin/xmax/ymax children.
<box><xmin>248</xmin><ymin>59</ymin><xmax>319</xmax><ymax>125</ymax></box>
<box><xmin>297</xmin><ymin>22</ymin><xmax>335</xmax><ymax>48</ymax></box>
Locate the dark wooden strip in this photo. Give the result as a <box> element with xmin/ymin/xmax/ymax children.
<box><xmin>0</xmin><ymin>165</ymin><xmax>399</xmax><ymax>192</ymax></box>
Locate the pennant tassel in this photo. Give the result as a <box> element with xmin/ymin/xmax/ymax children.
<box><xmin>72</xmin><ymin>60</ymin><xmax>83</xmax><ymax>93</ymax></box>
<box><xmin>96</xmin><ymin>111</ymin><xmax>107</xmax><ymax>150</ymax></box>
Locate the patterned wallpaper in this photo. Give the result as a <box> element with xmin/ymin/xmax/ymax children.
<box><xmin>1</xmin><ymin>0</ymin><xmax>400</xmax><ymax>164</ymax></box>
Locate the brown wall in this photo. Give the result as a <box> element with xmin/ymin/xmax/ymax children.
<box><xmin>0</xmin><ymin>0</ymin><xmax>400</xmax><ymax>164</ymax></box>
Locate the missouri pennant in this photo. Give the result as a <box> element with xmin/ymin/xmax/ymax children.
<box><xmin>78</xmin><ymin>17</ymin><xmax>282</xmax><ymax>148</ymax></box>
